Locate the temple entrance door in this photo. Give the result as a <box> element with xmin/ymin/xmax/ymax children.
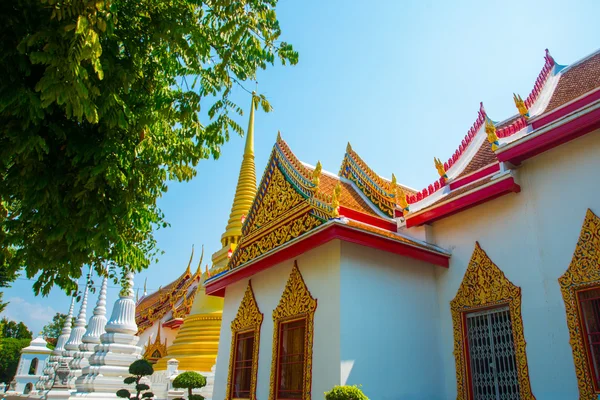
<box><xmin>465</xmin><ymin>306</ymin><xmax>520</xmax><ymax>400</ymax></box>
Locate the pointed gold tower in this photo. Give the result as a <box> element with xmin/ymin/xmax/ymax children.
<box><xmin>154</xmin><ymin>93</ymin><xmax>259</xmax><ymax>371</ymax></box>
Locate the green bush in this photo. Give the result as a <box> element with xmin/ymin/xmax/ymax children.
<box><xmin>116</xmin><ymin>359</ymin><xmax>154</xmax><ymax>400</ymax></box>
<box><xmin>325</xmin><ymin>385</ymin><xmax>369</xmax><ymax>400</ymax></box>
<box><xmin>172</xmin><ymin>371</ymin><xmax>206</xmax><ymax>398</ymax></box>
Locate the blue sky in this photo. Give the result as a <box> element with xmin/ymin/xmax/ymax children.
<box><xmin>3</xmin><ymin>0</ymin><xmax>599</xmax><ymax>334</ymax></box>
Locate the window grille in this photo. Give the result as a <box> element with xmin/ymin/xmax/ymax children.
<box><xmin>465</xmin><ymin>306</ymin><xmax>520</xmax><ymax>400</ymax></box>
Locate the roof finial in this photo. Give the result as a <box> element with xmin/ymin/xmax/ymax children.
<box><xmin>513</xmin><ymin>93</ymin><xmax>530</xmax><ymax>119</ymax></box>
<box><xmin>434</xmin><ymin>157</ymin><xmax>448</xmax><ymax>181</ymax></box>
<box><xmin>485</xmin><ymin>117</ymin><xmax>499</xmax><ymax>151</ymax></box>
<box><xmin>331</xmin><ymin>182</ymin><xmax>341</xmax><ymax>217</ymax></box>
<box><xmin>196</xmin><ymin>244</ymin><xmax>205</xmax><ymax>275</ymax></box>
<box><xmin>397</xmin><ymin>188</ymin><xmax>410</xmax><ymax>215</ymax></box>
<box><xmin>277</xmin><ymin>131</ymin><xmax>282</xmax><ymax>141</ymax></box>
<box><xmin>346</xmin><ymin>142</ymin><xmax>352</xmax><ymax>153</ymax></box>
<box><xmin>312</xmin><ymin>161</ymin><xmax>322</xmax><ymax>187</ymax></box>
<box><xmin>143</xmin><ymin>277</ymin><xmax>147</xmax><ymax>296</ymax></box>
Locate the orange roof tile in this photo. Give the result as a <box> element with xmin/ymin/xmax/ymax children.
<box><xmin>456</xmin><ymin>142</ymin><xmax>497</xmax><ymax>179</ymax></box>
<box><xmin>544</xmin><ymin>52</ymin><xmax>600</xmax><ymax>113</ymax></box>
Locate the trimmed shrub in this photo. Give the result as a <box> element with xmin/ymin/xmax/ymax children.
<box><xmin>325</xmin><ymin>385</ymin><xmax>369</xmax><ymax>400</ymax></box>
<box><xmin>116</xmin><ymin>359</ymin><xmax>154</xmax><ymax>400</ymax></box>
<box><xmin>172</xmin><ymin>371</ymin><xmax>206</xmax><ymax>399</ymax></box>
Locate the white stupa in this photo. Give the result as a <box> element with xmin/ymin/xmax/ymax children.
<box><xmin>73</xmin><ymin>272</ymin><xmax>143</xmax><ymax>399</ymax></box>
<box><xmin>6</xmin><ymin>336</ymin><xmax>52</xmax><ymax>394</ymax></box>
<box><xmin>70</xmin><ymin>274</ymin><xmax>109</xmax><ymax>390</ymax></box>
<box><xmin>36</xmin><ymin>297</ymin><xmax>76</xmax><ymax>392</ymax></box>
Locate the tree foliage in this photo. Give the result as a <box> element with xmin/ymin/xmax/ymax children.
<box><xmin>325</xmin><ymin>385</ymin><xmax>369</xmax><ymax>400</ymax></box>
<box><xmin>41</xmin><ymin>312</ymin><xmax>73</xmax><ymax>347</ymax></box>
<box><xmin>0</xmin><ymin>338</ymin><xmax>31</xmax><ymax>384</ymax></box>
<box><xmin>172</xmin><ymin>371</ymin><xmax>206</xmax><ymax>398</ymax></box>
<box><xmin>0</xmin><ymin>0</ymin><xmax>298</xmax><ymax>295</ymax></box>
<box><xmin>0</xmin><ymin>293</ymin><xmax>7</xmax><ymax>315</ymax></box>
<box><xmin>116</xmin><ymin>359</ymin><xmax>154</xmax><ymax>400</ymax></box>
<box><xmin>1</xmin><ymin>318</ymin><xmax>33</xmax><ymax>339</ymax></box>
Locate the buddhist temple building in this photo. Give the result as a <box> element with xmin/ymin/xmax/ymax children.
<box><xmin>135</xmin><ymin>247</ymin><xmax>204</xmax><ymax>362</ymax></box>
<box><xmin>201</xmin><ymin>48</ymin><xmax>600</xmax><ymax>400</ymax></box>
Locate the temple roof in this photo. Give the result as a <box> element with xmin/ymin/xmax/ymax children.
<box><xmin>135</xmin><ymin>247</ymin><xmax>203</xmax><ymax>334</ymax></box>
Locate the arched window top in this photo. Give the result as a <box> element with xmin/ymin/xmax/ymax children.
<box><xmin>28</xmin><ymin>358</ymin><xmax>38</xmax><ymax>375</ymax></box>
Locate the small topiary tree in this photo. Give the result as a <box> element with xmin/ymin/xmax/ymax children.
<box><xmin>325</xmin><ymin>385</ymin><xmax>369</xmax><ymax>400</ymax></box>
<box><xmin>172</xmin><ymin>371</ymin><xmax>207</xmax><ymax>400</ymax></box>
<box><xmin>116</xmin><ymin>359</ymin><xmax>155</xmax><ymax>400</ymax></box>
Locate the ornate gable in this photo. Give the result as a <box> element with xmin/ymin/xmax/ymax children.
<box><xmin>339</xmin><ymin>143</ymin><xmax>398</xmax><ymax>217</ymax></box>
<box><xmin>228</xmin><ymin>136</ymin><xmax>337</xmax><ymax>270</ymax></box>
<box><xmin>559</xmin><ymin>209</ymin><xmax>600</xmax><ymax>400</ymax></box>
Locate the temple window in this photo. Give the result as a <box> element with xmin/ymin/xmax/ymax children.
<box><xmin>577</xmin><ymin>287</ymin><xmax>600</xmax><ymax>391</ymax></box>
<box><xmin>451</xmin><ymin>243</ymin><xmax>535</xmax><ymax>400</ymax></box>
<box><xmin>231</xmin><ymin>330</ymin><xmax>256</xmax><ymax>398</ymax></box>
<box><xmin>559</xmin><ymin>209</ymin><xmax>600</xmax><ymax>398</ymax></box>
<box><xmin>275</xmin><ymin>318</ymin><xmax>307</xmax><ymax>399</ymax></box>
<box><xmin>28</xmin><ymin>358</ymin><xmax>38</xmax><ymax>375</ymax></box>
<box><xmin>226</xmin><ymin>281</ymin><xmax>263</xmax><ymax>400</ymax></box>
<box><xmin>24</xmin><ymin>383</ymin><xmax>33</xmax><ymax>394</ymax></box>
<box><xmin>269</xmin><ymin>262</ymin><xmax>317</xmax><ymax>400</ymax></box>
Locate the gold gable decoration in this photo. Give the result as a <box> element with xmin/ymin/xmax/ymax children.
<box><xmin>559</xmin><ymin>209</ymin><xmax>600</xmax><ymax>400</ymax></box>
<box><xmin>450</xmin><ymin>243</ymin><xmax>535</xmax><ymax>400</ymax></box>
<box><xmin>143</xmin><ymin>326</ymin><xmax>168</xmax><ymax>364</ymax></box>
<box><xmin>225</xmin><ymin>281</ymin><xmax>263</xmax><ymax>400</ymax></box>
<box><xmin>269</xmin><ymin>261</ymin><xmax>317</xmax><ymax>400</ymax></box>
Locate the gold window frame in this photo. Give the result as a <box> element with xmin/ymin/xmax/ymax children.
<box><xmin>226</xmin><ymin>281</ymin><xmax>264</xmax><ymax>400</ymax></box>
<box><xmin>269</xmin><ymin>261</ymin><xmax>317</xmax><ymax>400</ymax></box>
<box><xmin>559</xmin><ymin>209</ymin><xmax>600</xmax><ymax>400</ymax></box>
<box><xmin>450</xmin><ymin>242</ymin><xmax>535</xmax><ymax>400</ymax></box>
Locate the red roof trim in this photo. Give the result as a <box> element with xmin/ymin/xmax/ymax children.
<box><xmin>205</xmin><ymin>223</ymin><xmax>450</xmax><ymax>297</ymax></box>
<box><xmin>338</xmin><ymin>206</ymin><xmax>396</xmax><ymax>231</ymax></box>
<box><xmin>450</xmin><ymin>163</ymin><xmax>500</xmax><ymax>191</ymax></box>
<box><xmin>497</xmin><ymin>103</ymin><xmax>600</xmax><ymax>165</ymax></box>
<box><xmin>405</xmin><ymin>177</ymin><xmax>521</xmax><ymax>228</ymax></box>
<box><xmin>532</xmin><ymin>88</ymin><xmax>600</xmax><ymax>130</ymax></box>
<box><xmin>162</xmin><ymin>318</ymin><xmax>184</xmax><ymax>329</ymax></box>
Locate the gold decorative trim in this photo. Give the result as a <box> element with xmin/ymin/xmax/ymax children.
<box><xmin>450</xmin><ymin>242</ymin><xmax>535</xmax><ymax>400</ymax></box>
<box><xmin>143</xmin><ymin>325</ymin><xmax>168</xmax><ymax>363</ymax></box>
<box><xmin>559</xmin><ymin>209</ymin><xmax>600</xmax><ymax>400</ymax></box>
<box><xmin>269</xmin><ymin>261</ymin><xmax>317</xmax><ymax>400</ymax></box>
<box><xmin>226</xmin><ymin>281</ymin><xmax>263</xmax><ymax>400</ymax></box>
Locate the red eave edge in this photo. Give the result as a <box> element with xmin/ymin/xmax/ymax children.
<box><xmin>205</xmin><ymin>223</ymin><xmax>450</xmax><ymax>297</ymax></box>
<box><xmin>338</xmin><ymin>206</ymin><xmax>396</xmax><ymax>231</ymax></box>
<box><xmin>497</xmin><ymin>105</ymin><xmax>600</xmax><ymax>165</ymax></box>
<box><xmin>405</xmin><ymin>177</ymin><xmax>521</xmax><ymax>228</ymax></box>
<box><xmin>450</xmin><ymin>163</ymin><xmax>500</xmax><ymax>191</ymax></box>
<box><xmin>162</xmin><ymin>319</ymin><xmax>184</xmax><ymax>329</ymax></box>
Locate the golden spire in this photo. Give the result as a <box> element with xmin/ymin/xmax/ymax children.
<box><xmin>195</xmin><ymin>245</ymin><xmax>204</xmax><ymax>276</ymax></box>
<box><xmin>220</xmin><ymin>92</ymin><xmax>258</xmax><ymax>248</ymax></box>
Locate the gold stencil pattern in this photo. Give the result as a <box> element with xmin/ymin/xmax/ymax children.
<box><xmin>450</xmin><ymin>242</ymin><xmax>535</xmax><ymax>400</ymax></box>
<box><xmin>559</xmin><ymin>209</ymin><xmax>600</xmax><ymax>400</ymax></box>
<box><xmin>226</xmin><ymin>281</ymin><xmax>263</xmax><ymax>400</ymax></box>
<box><xmin>269</xmin><ymin>262</ymin><xmax>317</xmax><ymax>400</ymax></box>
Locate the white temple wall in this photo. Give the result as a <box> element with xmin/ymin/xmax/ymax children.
<box><xmin>212</xmin><ymin>240</ymin><xmax>342</xmax><ymax>400</ymax></box>
<box><xmin>13</xmin><ymin>353</ymin><xmax>48</xmax><ymax>393</ymax></box>
<box><xmin>428</xmin><ymin>129</ymin><xmax>600</xmax><ymax>399</ymax></box>
<box><xmin>339</xmin><ymin>241</ymin><xmax>444</xmax><ymax>400</ymax></box>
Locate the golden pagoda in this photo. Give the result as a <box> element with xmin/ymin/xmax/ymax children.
<box><xmin>154</xmin><ymin>93</ymin><xmax>259</xmax><ymax>371</ymax></box>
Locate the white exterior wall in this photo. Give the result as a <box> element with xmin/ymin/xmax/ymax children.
<box><xmin>340</xmin><ymin>241</ymin><xmax>444</xmax><ymax>400</ymax></box>
<box><xmin>212</xmin><ymin>240</ymin><xmax>342</xmax><ymax>400</ymax></box>
<box><xmin>428</xmin><ymin>129</ymin><xmax>600</xmax><ymax>399</ymax></box>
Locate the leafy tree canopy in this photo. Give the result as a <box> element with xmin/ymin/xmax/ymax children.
<box><xmin>0</xmin><ymin>293</ymin><xmax>7</xmax><ymax>315</ymax></box>
<box><xmin>173</xmin><ymin>371</ymin><xmax>206</xmax><ymax>398</ymax></box>
<box><xmin>0</xmin><ymin>0</ymin><xmax>298</xmax><ymax>295</ymax></box>
<box><xmin>117</xmin><ymin>359</ymin><xmax>154</xmax><ymax>400</ymax></box>
<box><xmin>0</xmin><ymin>338</ymin><xmax>31</xmax><ymax>384</ymax></box>
<box><xmin>1</xmin><ymin>317</ymin><xmax>33</xmax><ymax>339</ymax></box>
<box><xmin>325</xmin><ymin>385</ymin><xmax>370</xmax><ymax>400</ymax></box>
<box><xmin>41</xmin><ymin>312</ymin><xmax>74</xmax><ymax>347</ymax></box>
